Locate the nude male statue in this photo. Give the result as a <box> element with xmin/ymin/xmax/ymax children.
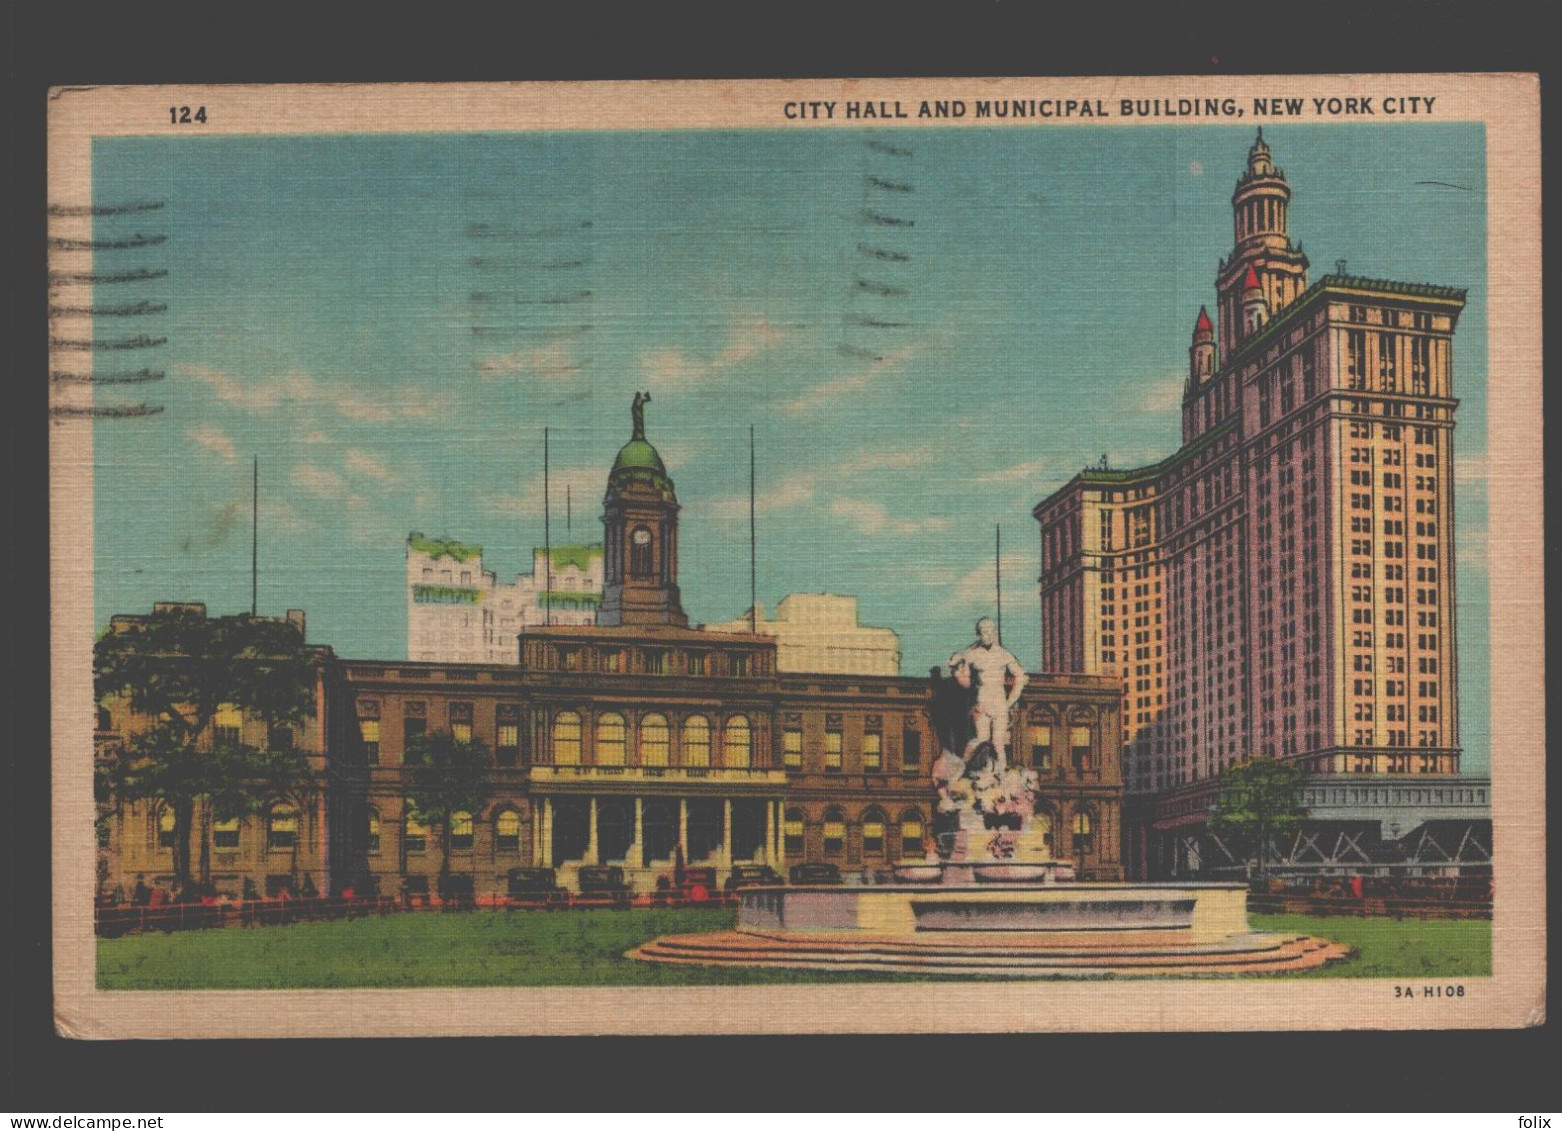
<box><xmin>948</xmin><ymin>616</ymin><xmax>1027</xmax><ymax>773</ymax></box>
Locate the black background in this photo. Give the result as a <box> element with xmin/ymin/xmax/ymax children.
<box><xmin>6</xmin><ymin>0</ymin><xmax>1556</xmax><ymax>1113</ymax></box>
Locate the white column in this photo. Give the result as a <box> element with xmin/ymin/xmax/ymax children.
<box><xmin>678</xmin><ymin>799</ymin><xmax>688</xmax><ymax>860</ymax></box>
<box><xmin>720</xmin><ymin>799</ymin><xmax>733</xmax><ymax>869</ymax></box>
<box><xmin>586</xmin><ymin>797</ymin><xmax>599</xmax><ymax>865</ymax></box>
<box><xmin>632</xmin><ymin>797</ymin><xmax>644</xmax><ymax>869</ymax></box>
<box><xmin>540</xmin><ymin>799</ymin><xmax>553</xmax><ymax>868</ymax></box>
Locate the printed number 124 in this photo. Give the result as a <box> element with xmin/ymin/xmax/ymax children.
<box><xmin>170</xmin><ymin>106</ymin><xmax>207</xmax><ymax>124</ymax></box>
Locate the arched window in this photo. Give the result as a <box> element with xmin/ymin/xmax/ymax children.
<box><xmin>1032</xmin><ymin>807</ymin><xmax>1055</xmax><ymax>852</ymax></box>
<box><xmin>451</xmin><ymin>811</ymin><xmax>474</xmax><ymax>850</ymax></box>
<box><xmin>495</xmin><ymin>810</ymin><xmax>521</xmax><ymax>852</ymax></box>
<box><xmin>366</xmin><ymin>810</ymin><xmax>381</xmax><ymax>855</ymax></box>
<box><xmin>1070</xmin><ymin>724</ymin><xmax>1094</xmax><ymax>772</ymax></box>
<box><xmin>156</xmin><ymin>807</ymin><xmax>177</xmax><ymax>849</ymax></box>
<box><xmin>1072</xmin><ymin>809</ymin><xmax>1095</xmax><ymax>854</ymax></box>
<box><xmin>552</xmin><ymin>710</ymin><xmax>582</xmax><ymax>763</ymax></box>
<box><xmin>640</xmin><ymin>714</ymin><xmax>670</xmax><ymax>767</ymax></box>
<box><xmin>596</xmin><ymin>713</ymin><xmax>626</xmax><ymax>766</ymax></box>
<box><xmin>212</xmin><ymin>815</ymin><xmax>240</xmax><ymax>849</ymax></box>
<box><xmin>682</xmin><ymin>716</ymin><xmax>711</xmax><ymax>767</ymax></box>
<box><xmin>783</xmin><ymin>808</ymin><xmax>805</xmax><ymax>856</ymax></box>
<box><xmin>861</xmin><ymin>808</ymin><xmax>886</xmax><ymax>856</ymax></box>
<box><xmin>723</xmin><ymin>715</ymin><xmax>752</xmax><ymax>768</ymax></box>
<box><xmin>629</xmin><ymin>525</ymin><xmax>653</xmax><ymax>578</ymax></box>
<box><xmin>1027</xmin><ymin>710</ymin><xmax>1055</xmax><ymax>771</ymax></box>
<box><xmin>899</xmin><ymin>810</ymin><xmax>926</xmax><ymax>857</ymax></box>
<box><xmin>822</xmin><ymin>807</ymin><xmax>846</xmax><ymax>855</ymax></box>
<box><xmin>267</xmin><ymin>803</ymin><xmax>299</xmax><ymax>850</ymax></box>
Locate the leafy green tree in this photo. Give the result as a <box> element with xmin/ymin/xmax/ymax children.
<box><xmin>1207</xmin><ymin>756</ymin><xmax>1309</xmax><ymax>876</ymax></box>
<box><xmin>404</xmin><ymin>729</ymin><xmax>493</xmax><ymax>897</ymax></box>
<box><xmin>94</xmin><ymin>607</ymin><xmax>317</xmax><ymax>890</ymax></box>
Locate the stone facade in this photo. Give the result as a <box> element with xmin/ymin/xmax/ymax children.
<box><xmin>1034</xmin><ymin>134</ymin><xmax>1468</xmax><ymax>879</ymax></box>
<box><xmin>406</xmin><ymin>533</ymin><xmax>602</xmax><ymax>665</ymax></box>
<box><xmin>704</xmin><ymin>593</ymin><xmax>902</xmax><ymax>676</ymax></box>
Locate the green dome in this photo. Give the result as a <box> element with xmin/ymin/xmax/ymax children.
<box><xmin>611</xmin><ymin>438</ymin><xmax>666</xmax><ymax>477</ymax></box>
<box><xmin>608</xmin><ymin>438</ymin><xmax>675</xmax><ymax>495</ymax></box>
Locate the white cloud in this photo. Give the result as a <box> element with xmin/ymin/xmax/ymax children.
<box><xmin>259</xmin><ymin>498</ymin><xmax>312</xmax><ymax>535</ymax></box>
<box><xmin>954</xmin><ymin>551</ymin><xmax>1034</xmax><ymax>609</ymax></box>
<box><xmin>839</xmin><ymin>449</ymin><xmax>921</xmax><ymax>475</ymax></box>
<box><xmin>1137</xmin><ymin>374</ymin><xmax>1186</xmax><ymax>415</ymax></box>
<box><xmin>636</xmin><ymin>318</ymin><xmax>790</xmax><ymax>387</ymax></box>
<box><xmin>485</xmin><ymin>466</ymin><xmax>604</xmax><ymax>521</ymax></box>
<box><xmin>976</xmin><ymin>459</ymin><xmax>1049</xmax><ymax>486</ymax></box>
<box><xmin>777</xmin><ymin>341</ymin><xmax>924</xmax><ymax>416</ymax></box>
<box><xmin>302</xmin><ymin>430</ymin><xmax>330</xmax><ymax>445</ymax></box>
<box><xmin>188</xmin><ymin>425</ymin><xmax>237</xmax><ymax>463</ymax></box>
<box><xmin>291</xmin><ymin>462</ymin><xmax>347</xmax><ymax>499</ymax></box>
<box><xmin>476</xmin><ymin>339</ymin><xmax>583</xmax><ymax>381</ymax></box>
<box><xmin>828</xmin><ymin>496</ymin><xmax>952</xmax><ymax>537</ymax></box>
<box><xmin>344</xmin><ymin>449</ymin><xmax>399</xmax><ymax>488</ymax></box>
<box><xmin>710</xmin><ymin>475</ymin><xmax>817</xmax><ymax>521</ymax></box>
<box><xmin>176</xmin><ymin>363</ymin><xmax>440</xmax><ymax>423</ymax></box>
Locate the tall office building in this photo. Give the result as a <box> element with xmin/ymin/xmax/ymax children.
<box><xmin>1036</xmin><ymin>132</ymin><xmax>1466</xmax><ymax>813</ymax></box>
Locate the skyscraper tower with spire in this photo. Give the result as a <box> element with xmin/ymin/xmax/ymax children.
<box><xmin>1035</xmin><ymin>132</ymin><xmax>1468</xmax><ymax>879</ymax></box>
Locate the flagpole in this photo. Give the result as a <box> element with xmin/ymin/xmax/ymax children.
<box><xmin>543</xmin><ymin>426</ymin><xmax>552</xmax><ymax>627</ymax></box>
<box><xmin>251</xmin><ymin>456</ymin><xmax>259</xmax><ymax>616</ymax></box>
<box><xmin>749</xmin><ymin>424</ymin><xmax>757</xmax><ymax>635</ymax></box>
<box><xmin>995</xmin><ymin>523</ymin><xmax>1002</xmax><ymax>641</ymax></box>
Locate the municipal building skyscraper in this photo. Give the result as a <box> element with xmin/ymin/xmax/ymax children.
<box><xmin>1034</xmin><ymin>133</ymin><xmax>1466</xmax><ymax>866</ymax></box>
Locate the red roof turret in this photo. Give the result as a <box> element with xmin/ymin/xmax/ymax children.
<box><xmin>1193</xmin><ymin>306</ymin><xmax>1214</xmax><ymax>335</ymax></box>
<box><xmin>1242</xmin><ymin>264</ymin><xmax>1261</xmax><ymax>292</ymax></box>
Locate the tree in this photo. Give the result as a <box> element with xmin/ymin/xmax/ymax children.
<box><xmin>404</xmin><ymin>729</ymin><xmax>493</xmax><ymax>898</ymax></box>
<box><xmin>1207</xmin><ymin>756</ymin><xmax>1309</xmax><ymax>877</ymax></box>
<box><xmin>94</xmin><ymin>607</ymin><xmax>317</xmax><ymax>891</ymax></box>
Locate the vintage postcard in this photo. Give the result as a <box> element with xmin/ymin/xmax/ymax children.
<box><xmin>48</xmin><ymin>75</ymin><xmax>1543</xmax><ymax>1037</ymax></box>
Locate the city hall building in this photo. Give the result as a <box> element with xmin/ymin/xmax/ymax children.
<box><xmin>1034</xmin><ymin>133</ymin><xmax>1477</xmax><ymax>879</ymax></box>
<box><xmin>97</xmin><ymin>411</ymin><xmax>1125</xmax><ymax>900</ymax></box>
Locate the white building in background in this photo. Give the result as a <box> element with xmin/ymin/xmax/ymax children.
<box><xmin>406</xmin><ymin>532</ymin><xmax>603</xmax><ymax>664</ymax></box>
<box><xmin>704</xmin><ymin>593</ymin><xmax>901</xmax><ymax>676</ymax></box>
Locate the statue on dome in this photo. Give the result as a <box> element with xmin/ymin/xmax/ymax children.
<box><xmin>631</xmin><ymin>390</ymin><xmax>651</xmax><ymax>440</ymax></box>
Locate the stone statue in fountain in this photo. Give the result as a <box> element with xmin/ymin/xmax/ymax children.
<box><xmin>927</xmin><ymin>617</ymin><xmax>1052</xmax><ymax>868</ymax></box>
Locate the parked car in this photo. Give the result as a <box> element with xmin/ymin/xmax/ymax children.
<box><xmin>788</xmin><ymin>862</ymin><xmax>843</xmax><ymax>886</ymax></box>
<box><xmin>725</xmin><ymin>864</ymin><xmax>784</xmax><ymax>892</ymax></box>
<box><xmin>576</xmin><ymin>865</ymin><xmax>634</xmax><ymax>907</ymax></box>
<box><xmin>506</xmin><ymin>867</ymin><xmax>568</xmax><ymax>907</ymax></box>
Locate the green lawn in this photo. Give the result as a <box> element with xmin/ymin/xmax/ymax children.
<box><xmin>1248</xmin><ymin>913</ymin><xmax>1491</xmax><ymax>979</ymax></box>
<box><xmin>96</xmin><ymin>908</ymin><xmax>1491</xmax><ymax>989</ymax></box>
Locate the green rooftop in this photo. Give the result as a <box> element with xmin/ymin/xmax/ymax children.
<box><xmin>544</xmin><ymin>543</ymin><xmax>603</xmax><ymax>572</ymax></box>
<box><xmin>408</xmin><ymin>534</ymin><xmax>483</xmax><ymax>563</ymax></box>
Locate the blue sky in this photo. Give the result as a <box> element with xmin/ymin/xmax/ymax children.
<box><xmin>91</xmin><ymin>124</ymin><xmax>1490</xmax><ymax>772</ymax></box>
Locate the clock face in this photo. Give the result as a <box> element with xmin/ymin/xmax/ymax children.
<box><xmin>632</xmin><ymin>529</ymin><xmax>651</xmax><ymax>546</ymax></box>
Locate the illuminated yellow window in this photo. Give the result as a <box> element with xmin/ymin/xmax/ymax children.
<box><xmin>157</xmin><ymin>807</ymin><xmax>177</xmax><ymax>848</ymax></box>
<box><xmin>640</xmin><ymin>714</ymin><xmax>670</xmax><ymax>766</ymax></box>
<box><xmin>451</xmin><ymin>722</ymin><xmax>473</xmax><ymax>743</ymax></box>
<box><xmin>359</xmin><ymin>719</ymin><xmax>381</xmax><ymax>764</ymax></box>
<box><xmin>215</xmin><ymin>703</ymin><xmax>243</xmax><ymax>745</ymax></box>
<box><xmin>862</xmin><ymin>731</ymin><xmax>882</xmax><ymax>771</ymax></box>
<box><xmin>212</xmin><ymin>815</ymin><xmax>240</xmax><ymax>849</ymax></box>
<box><xmin>1030</xmin><ymin>725</ymin><xmax>1053</xmax><ymax>769</ymax></box>
<box><xmin>682</xmin><ymin>716</ymin><xmax>711</xmax><ymax>766</ymax></box>
<box><xmin>823</xmin><ymin>810</ymin><xmax>846</xmax><ymax>854</ymax></box>
<box><xmin>451</xmin><ymin>811</ymin><xmax>474</xmax><ymax>850</ymax></box>
<box><xmin>1072</xmin><ymin>810</ymin><xmax>1094</xmax><ymax>853</ymax></box>
<box><xmin>824</xmin><ymin>729</ymin><xmax>843</xmax><ymax>771</ymax></box>
<box><xmin>783</xmin><ymin>810</ymin><xmax>805</xmax><ymax>855</ymax></box>
<box><xmin>267</xmin><ymin>805</ymin><xmax>299</xmax><ymax>850</ymax></box>
<box><xmin>495</xmin><ymin>810</ymin><xmax>521</xmax><ymax>852</ymax></box>
<box><xmin>862</xmin><ymin>816</ymin><xmax>885</xmax><ymax>854</ymax></box>
<box><xmin>899</xmin><ymin>816</ymin><xmax>925</xmax><ymax>856</ymax></box>
<box><xmin>367</xmin><ymin>812</ymin><xmax>381</xmax><ymax>855</ymax></box>
<box><xmin>496</xmin><ymin>723</ymin><xmax>519</xmax><ymax>750</ymax></box>
<box><xmin>782</xmin><ymin>728</ymin><xmax>802</xmax><ymax>768</ymax></box>
<box><xmin>596</xmin><ymin>713</ymin><xmax>626</xmax><ymax>765</ymax></box>
<box><xmin>723</xmin><ymin>716</ymin><xmax>751</xmax><ymax>768</ymax></box>
<box><xmin>552</xmin><ymin>711</ymin><xmax>582</xmax><ymax>763</ymax></box>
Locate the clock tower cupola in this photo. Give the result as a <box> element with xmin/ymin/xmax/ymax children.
<box><xmin>598</xmin><ymin>392</ymin><xmax>688</xmax><ymax>628</ymax></box>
